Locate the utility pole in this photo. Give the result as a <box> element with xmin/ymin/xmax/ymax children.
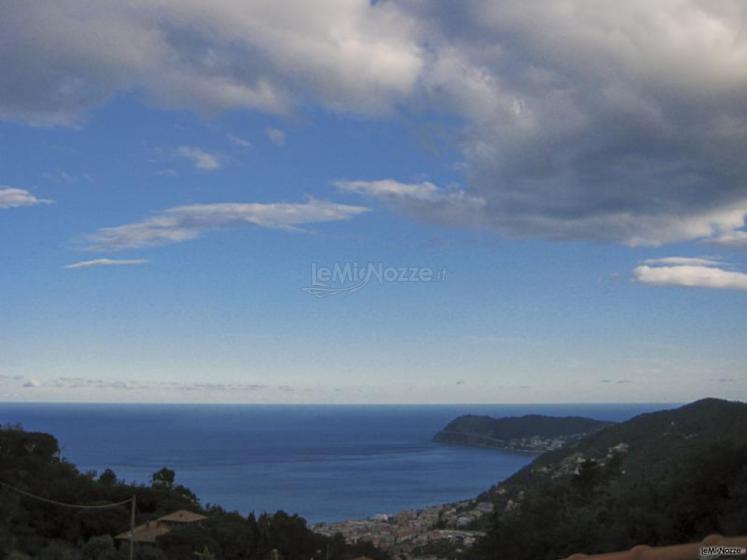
<box><xmin>129</xmin><ymin>494</ymin><xmax>136</xmax><ymax>560</ymax></box>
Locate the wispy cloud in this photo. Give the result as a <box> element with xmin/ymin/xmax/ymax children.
<box><xmin>49</xmin><ymin>377</ymin><xmax>278</xmax><ymax>394</ymax></box>
<box><xmin>22</xmin><ymin>379</ymin><xmax>41</xmax><ymax>388</ymax></box>
<box><xmin>338</xmin><ymin>179</ymin><xmax>446</xmax><ymax>201</ymax></box>
<box><xmin>634</xmin><ymin>257</ymin><xmax>747</xmax><ymax>292</ymax></box>
<box><xmin>51</xmin><ymin>377</ymin><xmax>142</xmax><ymax>390</ymax></box>
<box><xmin>174</xmin><ymin>382</ymin><xmax>270</xmax><ymax>393</ymax></box>
<box><xmin>266</xmin><ymin>128</ymin><xmax>286</xmax><ymax>146</ymax></box>
<box><xmin>176</xmin><ymin>146</ymin><xmax>222</xmax><ymax>171</ymax></box>
<box><xmin>336</xmin><ymin>179</ymin><xmax>486</xmax><ymax>228</ymax></box>
<box><xmin>642</xmin><ymin>257</ymin><xmax>724</xmax><ymax>267</ymax></box>
<box><xmin>709</xmin><ymin>230</ymin><xmax>747</xmax><ymax>250</ymax></box>
<box><xmin>227</xmin><ymin>133</ymin><xmax>252</xmax><ymax>149</ymax></box>
<box><xmin>5</xmin><ymin>3</ymin><xmax>747</xmax><ymax>245</ymax></box>
<box><xmin>65</xmin><ymin>258</ymin><xmax>149</xmax><ymax>270</ymax></box>
<box><xmin>0</xmin><ymin>187</ymin><xmax>51</xmax><ymax>209</ymax></box>
<box><xmin>84</xmin><ymin>199</ymin><xmax>369</xmax><ymax>251</ymax></box>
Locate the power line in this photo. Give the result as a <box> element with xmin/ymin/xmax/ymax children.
<box><xmin>0</xmin><ymin>479</ymin><xmax>138</xmax><ymax>560</ymax></box>
<box><xmin>0</xmin><ymin>480</ymin><xmax>133</xmax><ymax>509</ymax></box>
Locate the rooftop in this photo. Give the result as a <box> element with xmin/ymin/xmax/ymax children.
<box><xmin>157</xmin><ymin>510</ymin><xmax>207</xmax><ymax>524</ymax></box>
<box><xmin>116</xmin><ymin>509</ymin><xmax>206</xmax><ymax>543</ymax></box>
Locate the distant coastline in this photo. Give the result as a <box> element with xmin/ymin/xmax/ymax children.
<box><xmin>433</xmin><ymin>414</ymin><xmax>614</xmax><ymax>452</ymax></box>
<box><xmin>0</xmin><ymin>403</ymin><xmax>662</xmax><ymax>522</ymax></box>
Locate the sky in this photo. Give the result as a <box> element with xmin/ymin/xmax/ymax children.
<box><xmin>1</xmin><ymin>0</ymin><xmax>746</xmax><ymax>404</ymax></box>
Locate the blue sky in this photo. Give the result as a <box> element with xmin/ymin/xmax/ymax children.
<box><xmin>1</xmin><ymin>1</ymin><xmax>746</xmax><ymax>403</ymax></box>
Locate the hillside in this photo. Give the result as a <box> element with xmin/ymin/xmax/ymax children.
<box><xmin>469</xmin><ymin>398</ymin><xmax>747</xmax><ymax>560</ymax></box>
<box><xmin>434</xmin><ymin>414</ymin><xmax>614</xmax><ymax>452</ymax></box>
<box><xmin>503</xmin><ymin>398</ymin><xmax>747</xmax><ymax>486</ymax></box>
<box><xmin>0</xmin><ymin>425</ymin><xmax>387</xmax><ymax>560</ymax></box>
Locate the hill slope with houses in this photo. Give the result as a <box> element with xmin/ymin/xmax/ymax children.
<box><xmin>434</xmin><ymin>414</ymin><xmax>614</xmax><ymax>452</ymax></box>
<box><xmin>469</xmin><ymin>398</ymin><xmax>747</xmax><ymax>560</ymax></box>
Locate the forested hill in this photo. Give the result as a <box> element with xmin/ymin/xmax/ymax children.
<box><xmin>0</xmin><ymin>426</ymin><xmax>387</xmax><ymax>560</ymax></box>
<box><xmin>470</xmin><ymin>398</ymin><xmax>747</xmax><ymax>560</ymax></box>
<box><xmin>504</xmin><ymin>397</ymin><xmax>747</xmax><ymax>486</ymax></box>
<box><xmin>434</xmin><ymin>414</ymin><xmax>614</xmax><ymax>452</ymax></box>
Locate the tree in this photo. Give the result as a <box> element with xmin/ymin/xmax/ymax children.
<box><xmin>39</xmin><ymin>541</ymin><xmax>77</xmax><ymax>560</ymax></box>
<box><xmin>137</xmin><ymin>546</ymin><xmax>168</xmax><ymax>560</ymax></box>
<box><xmin>194</xmin><ymin>546</ymin><xmax>216</xmax><ymax>560</ymax></box>
<box><xmin>152</xmin><ymin>468</ymin><xmax>176</xmax><ymax>490</ymax></box>
<box><xmin>81</xmin><ymin>535</ymin><xmax>117</xmax><ymax>560</ymax></box>
<box><xmin>99</xmin><ymin>468</ymin><xmax>118</xmax><ymax>486</ymax></box>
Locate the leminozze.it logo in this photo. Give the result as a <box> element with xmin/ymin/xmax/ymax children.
<box><xmin>699</xmin><ymin>546</ymin><xmax>747</xmax><ymax>560</ymax></box>
<box><xmin>302</xmin><ymin>262</ymin><xmax>447</xmax><ymax>297</ymax></box>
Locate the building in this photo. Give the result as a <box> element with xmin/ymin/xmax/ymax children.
<box><xmin>116</xmin><ymin>510</ymin><xmax>207</xmax><ymax>544</ymax></box>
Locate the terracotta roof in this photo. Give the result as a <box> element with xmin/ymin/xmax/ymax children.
<box><xmin>563</xmin><ymin>534</ymin><xmax>747</xmax><ymax>560</ymax></box>
<box><xmin>115</xmin><ymin>510</ymin><xmax>206</xmax><ymax>543</ymax></box>
<box><xmin>157</xmin><ymin>510</ymin><xmax>207</xmax><ymax>524</ymax></box>
<box><xmin>115</xmin><ymin>521</ymin><xmax>170</xmax><ymax>543</ymax></box>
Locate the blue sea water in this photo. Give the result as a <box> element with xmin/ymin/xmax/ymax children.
<box><xmin>0</xmin><ymin>403</ymin><xmax>670</xmax><ymax>523</ymax></box>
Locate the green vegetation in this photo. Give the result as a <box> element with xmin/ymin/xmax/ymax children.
<box><xmin>434</xmin><ymin>414</ymin><xmax>613</xmax><ymax>451</ymax></box>
<box><xmin>0</xmin><ymin>426</ymin><xmax>387</xmax><ymax>560</ymax></box>
<box><xmin>5</xmin><ymin>398</ymin><xmax>747</xmax><ymax>560</ymax></box>
<box><xmin>470</xmin><ymin>399</ymin><xmax>747</xmax><ymax>560</ymax></box>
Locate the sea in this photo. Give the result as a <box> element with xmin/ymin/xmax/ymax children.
<box><xmin>0</xmin><ymin>403</ymin><xmax>670</xmax><ymax>523</ymax></box>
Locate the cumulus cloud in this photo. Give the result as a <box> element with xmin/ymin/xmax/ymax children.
<box><xmin>336</xmin><ymin>179</ymin><xmax>486</xmax><ymax>228</ymax></box>
<box><xmin>404</xmin><ymin>1</ymin><xmax>747</xmax><ymax>245</ymax></box>
<box><xmin>0</xmin><ymin>187</ymin><xmax>51</xmax><ymax>209</ymax></box>
<box><xmin>265</xmin><ymin>128</ymin><xmax>286</xmax><ymax>146</ymax></box>
<box><xmin>84</xmin><ymin>199</ymin><xmax>369</xmax><ymax>250</ymax></box>
<box><xmin>65</xmin><ymin>258</ymin><xmax>149</xmax><ymax>269</ymax></box>
<box><xmin>176</xmin><ymin>146</ymin><xmax>222</xmax><ymax>170</ymax></box>
<box><xmin>634</xmin><ymin>257</ymin><xmax>747</xmax><ymax>291</ymax></box>
<box><xmin>23</xmin><ymin>379</ymin><xmax>41</xmax><ymax>388</ymax></box>
<box><xmin>4</xmin><ymin>2</ymin><xmax>747</xmax><ymax>245</ymax></box>
<box><xmin>0</xmin><ymin>0</ymin><xmax>422</xmax><ymax>125</ymax></box>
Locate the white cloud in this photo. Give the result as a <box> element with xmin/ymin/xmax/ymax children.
<box><xmin>85</xmin><ymin>199</ymin><xmax>369</xmax><ymax>250</ymax></box>
<box><xmin>709</xmin><ymin>230</ymin><xmax>747</xmax><ymax>250</ymax></box>
<box><xmin>337</xmin><ymin>179</ymin><xmax>444</xmax><ymax>201</ymax></box>
<box><xmin>266</xmin><ymin>127</ymin><xmax>286</xmax><ymax>146</ymax></box>
<box><xmin>0</xmin><ymin>187</ymin><xmax>51</xmax><ymax>209</ymax></box>
<box><xmin>65</xmin><ymin>258</ymin><xmax>149</xmax><ymax>269</ymax></box>
<box><xmin>45</xmin><ymin>376</ymin><xmax>292</xmax><ymax>394</ymax></box>
<box><xmin>404</xmin><ymin>2</ymin><xmax>747</xmax><ymax>244</ymax></box>
<box><xmin>336</xmin><ymin>179</ymin><xmax>486</xmax><ymax>228</ymax></box>
<box><xmin>227</xmin><ymin>133</ymin><xmax>252</xmax><ymax>149</ymax></box>
<box><xmin>4</xmin><ymin>2</ymin><xmax>747</xmax><ymax>245</ymax></box>
<box><xmin>0</xmin><ymin>0</ymin><xmax>423</xmax><ymax>125</ymax></box>
<box><xmin>23</xmin><ymin>379</ymin><xmax>41</xmax><ymax>388</ymax></box>
<box><xmin>176</xmin><ymin>146</ymin><xmax>222</xmax><ymax>170</ymax></box>
<box><xmin>633</xmin><ymin>258</ymin><xmax>747</xmax><ymax>291</ymax></box>
<box><xmin>642</xmin><ymin>257</ymin><xmax>724</xmax><ymax>267</ymax></box>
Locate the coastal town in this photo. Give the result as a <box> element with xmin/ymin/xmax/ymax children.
<box><xmin>314</xmin><ymin>497</ymin><xmax>497</xmax><ymax>557</ymax></box>
<box><xmin>314</xmin><ymin>439</ymin><xmax>634</xmax><ymax>558</ymax></box>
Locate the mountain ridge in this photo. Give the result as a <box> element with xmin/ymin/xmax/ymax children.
<box><xmin>434</xmin><ymin>413</ymin><xmax>614</xmax><ymax>452</ymax></box>
<box><xmin>469</xmin><ymin>398</ymin><xmax>747</xmax><ymax>560</ymax></box>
